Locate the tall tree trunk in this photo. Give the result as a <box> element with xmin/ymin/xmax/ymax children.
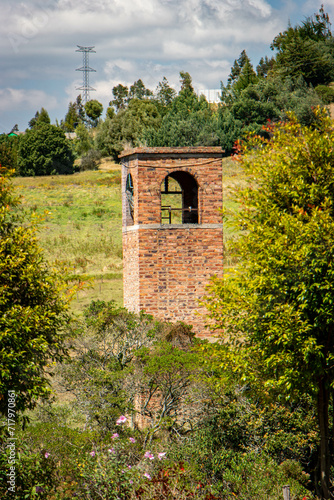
<box><xmin>318</xmin><ymin>377</ymin><xmax>330</xmax><ymax>499</ymax></box>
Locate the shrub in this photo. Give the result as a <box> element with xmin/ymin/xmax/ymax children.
<box><xmin>315</xmin><ymin>84</ymin><xmax>334</xmax><ymax>104</ymax></box>
<box><xmin>78</xmin><ymin>149</ymin><xmax>102</xmax><ymax>171</ymax></box>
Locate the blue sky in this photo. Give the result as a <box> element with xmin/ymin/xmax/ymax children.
<box><xmin>0</xmin><ymin>0</ymin><xmax>333</xmax><ymax>133</ymax></box>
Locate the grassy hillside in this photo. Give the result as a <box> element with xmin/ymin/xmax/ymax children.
<box><xmin>222</xmin><ymin>155</ymin><xmax>247</xmax><ymax>268</ymax></box>
<box><xmin>11</xmin><ymin>157</ymin><xmax>241</xmax><ymax>312</ymax></box>
<box><xmin>12</xmin><ymin>162</ymin><xmax>123</xmax><ymax>312</ymax></box>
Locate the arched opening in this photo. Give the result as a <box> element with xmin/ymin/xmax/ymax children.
<box><xmin>161</xmin><ymin>171</ymin><xmax>198</xmax><ymax>224</ymax></box>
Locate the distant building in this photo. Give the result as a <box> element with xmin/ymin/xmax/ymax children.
<box><xmin>197</xmin><ymin>89</ymin><xmax>222</xmax><ymax>103</ymax></box>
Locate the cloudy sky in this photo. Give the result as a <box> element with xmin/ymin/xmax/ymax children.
<box><xmin>0</xmin><ymin>0</ymin><xmax>333</xmax><ymax>132</ymax></box>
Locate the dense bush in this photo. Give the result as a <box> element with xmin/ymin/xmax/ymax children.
<box><xmin>0</xmin><ymin>166</ymin><xmax>70</xmax><ymax>417</ymax></box>
<box><xmin>17</xmin><ymin>123</ymin><xmax>75</xmax><ymax>176</ymax></box>
<box><xmin>315</xmin><ymin>84</ymin><xmax>334</xmax><ymax>104</ymax></box>
<box><xmin>0</xmin><ymin>135</ymin><xmax>19</xmax><ymax>171</ymax></box>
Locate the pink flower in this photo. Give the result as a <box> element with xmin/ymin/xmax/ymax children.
<box><xmin>158</xmin><ymin>452</ymin><xmax>166</xmax><ymax>460</ymax></box>
<box><xmin>129</xmin><ymin>479</ymin><xmax>133</xmax><ymax>484</ymax></box>
<box><xmin>144</xmin><ymin>451</ymin><xmax>154</xmax><ymax>460</ymax></box>
<box><xmin>144</xmin><ymin>473</ymin><xmax>151</xmax><ymax>480</ymax></box>
<box><xmin>111</xmin><ymin>433</ymin><xmax>119</xmax><ymax>439</ymax></box>
<box><xmin>44</xmin><ymin>452</ymin><xmax>50</xmax><ymax>459</ymax></box>
<box><xmin>90</xmin><ymin>451</ymin><xmax>96</xmax><ymax>457</ymax></box>
<box><xmin>108</xmin><ymin>447</ymin><xmax>115</xmax><ymax>454</ymax></box>
<box><xmin>116</xmin><ymin>415</ymin><xmax>127</xmax><ymax>425</ymax></box>
<box><xmin>129</xmin><ymin>437</ymin><xmax>136</xmax><ymax>443</ymax></box>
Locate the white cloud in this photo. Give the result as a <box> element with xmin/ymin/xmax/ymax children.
<box><xmin>0</xmin><ymin>88</ymin><xmax>58</xmax><ymax>113</ymax></box>
<box><xmin>0</xmin><ymin>0</ymin><xmax>331</xmax><ymax>130</ymax></box>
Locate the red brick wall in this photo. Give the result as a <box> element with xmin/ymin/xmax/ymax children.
<box><xmin>123</xmin><ymin>230</ymin><xmax>140</xmax><ymax>312</ymax></box>
<box><xmin>121</xmin><ymin>147</ymin><xmax>223</xmax><ymax>337</ymax></box>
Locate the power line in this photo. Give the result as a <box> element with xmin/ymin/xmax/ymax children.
<box><xmin>76</xmin><ymin>45</ymin><xmax>96</xmax><ymax>104</ymax></box>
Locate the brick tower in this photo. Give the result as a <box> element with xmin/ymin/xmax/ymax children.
<box><xmin>120</xmin><ymin>147</ymin><xmax>223</xmax><ymax>337</ymax></box>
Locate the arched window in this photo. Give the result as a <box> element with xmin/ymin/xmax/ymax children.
<box><xmin>161</xmin><ymin>171</ymin><xmax>198</xmax><ymax>224</ymax></box>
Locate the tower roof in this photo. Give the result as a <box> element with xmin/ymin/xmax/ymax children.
<box><xmin>119</xmin><ymin>146</ymin><xmax>224</xmax><ymax>159</ymax></box>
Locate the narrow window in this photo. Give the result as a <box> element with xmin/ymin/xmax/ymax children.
<box><xmin>125</xmin><ymin>173</ymin><xmax>134</xmax><ymax>220</ymax></box>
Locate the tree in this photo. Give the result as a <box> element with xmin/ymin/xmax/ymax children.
<box><xmin>63</xmin><ymin>101</ymin><xmax>81</xmax><ymax>132</ymax></box>
<box><xmin>221</xmin><ymin>51</ymin><xmax>258</xmax><ymax>106</ymax></box>
<box><xmin>135</xmin><ymin>337</ymin><xmax>203</xmax><ymax>445</ymax></box>
<box><xmin>256</xmin><ymin>55</ymin><xmax>275</xmax><ymax>78</ymax></box>
<box><xmin>111</xmin><ymin>84</ymin><xmax>129</xmax><ymax>112</ymax></box>
<box><xmin>75</xmin><ymin>94</ymin><xmax>86</xmax><ymax>122</ymax></box>
<box><xmin>84</xmin><ymin>99</ymin><xmax>103</xmax><ymax>127</ymax></box>
<box><xmin>155</xmin><ymin>77</ymin><xmax>176</xmax><ymax>106</ymax></box>
<box><xmin>74</xmin><ymin>122</ymin><xmax>94</xmax><ymax>156</ymax></box>
<box><xmin>0</xmin><ymin>166</ymin><xmax>70</xmax><ymax>417</ymax></box>
<box><xmin>271</xmin><ymin>6</ymin><xmax>334</xmax><ymax>86</ymax></box>
<box><xmin>218</xmin><ymin>72</ymin><xmax>324</xmax><ymax>154</ymax></box>
<box><xmin>129</xmin><ymin>79</ymin><xmax>153</xmax><ymax>100</ymax></box>
<box><xmin>28</xmin><ymin>107</ymin><xmax>51</xmax><ymax>129</ymax></box>
<box><xmin>95</xmin><ymin>98</ymin><xmax>161</xmax><ymax>161</ymax></box>
<box><xmin>232</xmin><ymin>59</ymin><xmax>258</xmax><ymax>94</ymax></box>
<box><xmin>204</xmin><ymin>108</ymin><xmax>334</xmax><ymax>499</ymax></box>
<box><xmin>0</xmin><ymin>134</ymin><xmax>19</xmax><ymax>171</ymax></box>
<box><xmin>59</xmin><ymin>300</ymin><xmax>163</xmax><ymax>432</ymax></box>
<box><xmin>228</xmin><ymin>50</ymin><xmax>251</xmax><ymax>84</ymax></box>
<box><xmin>17</xmin><ymin>123</ymin><xmax>75</xmax><ymax>176</ymax></box>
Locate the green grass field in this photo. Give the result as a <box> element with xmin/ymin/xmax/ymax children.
<box><xmin>12</xmin><ymin>166</ymin><xmax>123</xmax><ymax>312</ymax></box>
<box><xmin>222</xmin><ymin>156</ymin><xmax>247</xmax><ymax>268</ymax></box>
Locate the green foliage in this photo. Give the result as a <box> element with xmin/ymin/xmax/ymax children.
<box><xmin>144</xmin><ymin>108</ymin><xmax>220</xmax><ymax>147</ymax></box>
<box><xmin>218</xmin><ymin>453</ymin><xmax>310</xmax><ymax>500</ymax></box>
<box><xmin>227</xmin><ymin>50</ymin><xmax>251</xmax><ymax>86</ymax></box>
<box><xmin>129</xmin><ymin>79</ymin><xmax>153</xmax><ymax>100</ymax></box>
<box><xmin>135</xmin><ymin>337</ymin><xmax>202</xmax><ymax>441</ymax></box>
<box><xmin>0</xmin><ymin>134</ymin><xmax>19</xmax><ymax>172</ymax></box>
<box><xmin>84</xmin><ymin>99</ymin><xmax>104</xmax><ymax>127</ymax></box>
<box><xmin>0</xmin><ymin>413</ymin><xmax>222</xmax><ymax>499</ymax></box>
<box><xmin>315</xmin><ymin>84</ymin><xmax>334</xmax><ymax>104</ymax></box>
<box><xmin>62</xmin><ymin>99</ymin><xmax>84</xmax><ymax>132</ymax></box>
<box><xmin>232</xmin><ymin>59</ymin><xmax>258</xmax><ymax>94</ymax></box>
<box><xmin>155</xmin><ymin>77</ymin><xmax>176</xmax><ymax>106</ymax></box>
<box><xmin>179</xmin><ymin>71</ymin><xmax>195</xmax><ymax>95</ymax></box>
<box><xmin>111</xmin><ymin>84</ymin><xmax>129</xmax><ymax>112</ymax></box>
<box><xmin>204</xmin><ymin>107</ymin><xmax>334</xmax><ymax>498</ymax></box>
<box><xmin>219</xmin><ymin>73</ymin><xmax>324</xmax><ymax>153</ymax></box>
<box><xmin>271</xmin><ymin>6</ymin><xmax>334</xmax><ymax>86</ymax></box>
<box><xmin>59</xmin><ymin>301</ymin><xmax>160</xmax><ymax>432</ymax></box>
<box><xmin>145</xmin><ymin>72</ymin><xmax>220</xmax><ymax>147</ymax></box>
<box><xmin>73</xmin><ymin>122</ymin><xmax>94</xmax><ymax>156</ymax></box>
<box><xmin>17</xmin><ymin>123</ymin><xmax>75</xmax><ymax>176</ymax></box>
<box><xmin>28</xmin><ymin>108</ymin><xmax>51</xmax><ymax>129</ymax></box>
<box><xmin>95</xmin><ymin>99</ymin><xmax>161</xmax><ymax>160</ymax></box>
<box><xmin>221</xmin><ymin>50</ymin><xmax>257</xmax><ymax>105</ymax></box>
<box><xmin>0</xmin><ymin>442</ymin><xmax>58</xmax><ymax>499</ymax></box>
<box><xmin>256</xmin><ymin>55</ymin><xmax>276</xmax><ymax>77</ymax></box>
<box><xmin>0</xmin><ymin>166</ymin><xmax>70</xmax><ymax>416</ymax></box>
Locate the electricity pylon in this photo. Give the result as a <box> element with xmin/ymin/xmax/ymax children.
<box><xmin>76</xmin><ymin>45</ymin><xmax>96</xmax><ymax>104</ymax></box>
